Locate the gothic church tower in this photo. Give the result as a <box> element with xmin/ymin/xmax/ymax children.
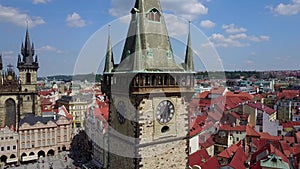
<box><xmin>102</xmin><ymin>0</ymin><xmax>195</xmax><ymax>168</ymax></box>
<box><xmin>17</xmin><ymin>29</ymin><xmax>40</xmax><ymax>115</ymax></box>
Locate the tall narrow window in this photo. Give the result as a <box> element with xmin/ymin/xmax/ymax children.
<box><xmin>26</xmin><ymin>73</ymin><xmax>31</xmax><ymax>84</ymax></box>
<box><xmin>147</xmin><ymin>8</ymin><xmax>161</xmax><ymax>22</ymax></box>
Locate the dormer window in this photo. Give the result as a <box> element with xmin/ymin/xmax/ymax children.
<box><xmin>147</xmin><ymin>8</ymin><xmax>161</xmax><ymax>22</ymax></box>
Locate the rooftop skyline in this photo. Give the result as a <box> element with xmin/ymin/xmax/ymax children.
<box><xmin>0</xmin><ymin>0</ymin><xmax>300</xmax><ymax>76</ymax></box>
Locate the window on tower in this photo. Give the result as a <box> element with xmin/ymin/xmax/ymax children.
<box><xmin>147</xmin><ymin>8</ymin><xmax>161</xmax><ymax>22</ymax></box>
<box><xmin>26</xmin><ymin>73</ymin><xmax>31</xmax><ymax>84</ymax></box>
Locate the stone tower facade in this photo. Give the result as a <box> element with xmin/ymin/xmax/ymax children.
<box><xmin>102</xmin><ymin>0</ymin><xmax>195</xmax><ymax>168</ymax></box>
<box><xmin>17</xmin><ymin>29</ymin><xmax>39</xmax><ymax>115</ymax></box>
<box><xmin>0</xmin><ymin>29</ymin><xmax>40</xmax><ymax>128</ymax></box>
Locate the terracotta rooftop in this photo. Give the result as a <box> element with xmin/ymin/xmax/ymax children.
<box><xmin>246</xmin><ymin>102</ymin><xmax>276</xmax><ymax>115</ymax></box>
<box><xmin>199</xmin><ymin>136</ymin><xmax>215</xmax><ymax>149</ymax></box>
<box><xmin>189</xmin><ymin>149</ymin><xmax>210</xmax><ymax>167</ymax></box>
<box><xmin>228</xmin><ymin>147</ymin><xmax>247</xmax><ymax>169</ymax></box>
<box><xmin>199</xmin><ymin>156</ymin><xmax>220</xmax><ymax>169</ymax></box>
<box><xmin>246</xmin><ymin>124</ymin><xmax>260</xmax><ymax>137</ymax></box>
<box><xmin>296</xmin><ymin>132</ymin><xmax>300</xmax><ymax>143</ymax></box>
<box><xmin>282</xmin><ymin>121</ymin><xmax>300</xmax><ymax>129</ymax></box>
<box><xmin>251</xmin><ymin>143</ymin><xmax>289</xmax><ymax>165</ymax></box>
<box><xmin>210</xmin><ymin>87</ymin><xmax>226</xmax><ymax>95</ymax></box>
<box><xmin>189</xmin><ymin>116</ymin><xmax>207</xmax><ymax>137</ymax></box>
<box><xmin>277</xmin><ymin>89</ymin><xmax>300</xmax><ymax>100</ymax></box>
<box><xmin>218</xmin><ymin>143</ymin><xmax>239</xmax><ymax>159</ymax></box>
<box><xmin>219</xmin><ymin>124</ymin><xmax>246</xmax><ymax>132</ymax></box>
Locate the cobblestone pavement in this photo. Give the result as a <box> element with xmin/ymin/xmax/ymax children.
<box><xmin>10</xmin><ymin>152</ymin><xmax>79</xmax><ymax>169</ymax></box>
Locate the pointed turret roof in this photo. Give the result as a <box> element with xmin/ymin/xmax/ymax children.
<box><xmin>17</xmin><ymin>28</ymin><xmax>39</xmax><ymax>70</ymax></box>
<box><xmin>184</xmin><ymin>22</ymin><xmax>195</xmax><ymax>72</ymax></box>
<box><xmin>116</xmin><ymin>0</ymin><xmax>183</xmax><ymax>72</ymax></box>
<box><xmin>104</xmin><ymin>26</ymin><xmax>115</xmax><ymax>73</ymax></box>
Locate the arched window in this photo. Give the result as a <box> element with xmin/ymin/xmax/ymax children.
<box><xmin>148</xmin><ymin>8</ymin><xmax>161</xmax><ymax>22</ymax></box>
<box><xmin>26</xmin><ymin>73</ymin><xmax>31</xmax><ymax>84</ymax></box>
<box><xmin>5</xmin><ymin>99</ymin><xmax>16</xmax><ymax>127</ymax></box>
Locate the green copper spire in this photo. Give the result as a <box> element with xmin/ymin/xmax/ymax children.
<box><xmin>184</xmin><ymin>21</ymin><xmax>194</xmax><ymax>72</ymax></box>
<box><xmin>117</xmin><ymin>0</ymin><xmax>183</xmax><ymax>72</ymax></box>
<box><xmin>104</xmin><ymin>25</ymin><xmax>114</xmax><ymax>73</ymax></box>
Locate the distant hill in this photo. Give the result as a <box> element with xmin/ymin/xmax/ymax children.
<box><xmin>38</xmin><ymin>73</ymin><xmax>103</xmax><ymax>82</ymax></box>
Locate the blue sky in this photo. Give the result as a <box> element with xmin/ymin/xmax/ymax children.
<box><xmin>0</xmin><ymin>0</ymin><xmax>299</xmax><ymax>76</ymax></box>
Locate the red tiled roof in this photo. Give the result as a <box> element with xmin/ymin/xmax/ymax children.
<box><xmin>250</xmin><ymin>143</ymin><xmax>289</xmax><ymax>166</ymax></box>
<box><xmin>190</xmin><ymin>116</ymin><xmax>207</xmax><ymax>137</ymax></box>
<box><xmin>94</xmin><ymin>105</ymin><xmax>109</xmax><ymax>121</ymax></box>
<box><xmin>284</xmin><ymin>136</ymin><xmax>295</xmax><ymax>144</ymax></box>
<box><xmin>41</xmin><ymin>98</ymin><xmax>53</xmax><ymax>105</ymax></box>
<box><xmin>199</xmin><ymin>156</ymin><xmax>220</xmax><ymax>169</ymax></box>
<box><xmin>219</xmin><ymin>124</ymin><xmax>246</xmax><ymax>132</ymax></box>
<box><xmin>58</xmin><ymin>105</ymin><xmax>73</xmax><ymax>121</ymax></box>
<box><xmin>228</xmin><ymin>147</ymin><xmax>247</xmax><ymax>169</ymax></box>
<box><xmin>226</xmin><ymin>91</ymin><xmax>254</xmax><ymax>100</ymax></box>
<box><xmin>194</xmin><ymin>91</ymin><xmax>209</xmax><ymax>99</ymax></box>
<box><xmin>277</xmin><ymin>90</ymin><xmax>300</xmax><ymax>100</ymax></box>
<box><xmin>199</xmin><ymin>136</ymin><xmax>215</xmax><ymax>148</ymax></box>
<box><xmin>189</xmin><ymin>149</ymin><xmax>210</xmax><ymax>167</ymax></box>
<box><xmin>210</xmin><ymin>87</ymin><xmax>226</xmax><ymax>95</ymax></box>
<box><xmin>246</xmin><ymin>124</ymin><xmax>260</xmax><ymax>137</ymax></box>
<box><xmin>279</xmin><ymin>140</ymin><xmax>291</xmax><ymax>157</ymax></box>
<box><xmin>247</xmin><ymin>102</ymin><xmax>275</xmax><ymax>115</ymax></box>
<box><xmin>218</xmin><ymin>143</ymin><xmax>239</xmax><ymax>159</ymax></box>
<box><xmin>38</xmin><ymin>90</ymin><xmax>53</xmax><ymax>96</ymax></box>
<box><xmin>296</xmin><ymin>132</ymin><xmax>300</xmax><ymax>143</ymax></box>
<box><xmin>229</xmin><ymin>112</ymin><xmax>240</xmax><ymax>119</ymax></box>
<box><xmin>207</xmin><ymin>111</ymin><xmax>222</xmax><ymax>122</ymax></box>
<box><xmin>282</xmin><ymin>121</ymin><xmax>300</xmax><ymax>129</ymax></box>
<box><xmin>259</xmin><ymin>132</ymin><xmax>281</xmax><ymax>141</ymax></box>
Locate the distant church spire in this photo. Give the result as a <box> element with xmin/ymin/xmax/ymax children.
<box><xmin>104</xmin><ymin>25</ymin><xmax>114</xmax><ymax>73</ymax></box>
<box><xmin>184</xmin><ymin>21</ymin><xmax>194</xmax><ymax>72</ymax></box>
<box><xmin>18</xmin><ymin>27</ymin><xmax>39</xmax><ymax>70</ymax></box>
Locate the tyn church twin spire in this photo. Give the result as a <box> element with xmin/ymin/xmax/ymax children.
<box><xmin>17</xmin><ymin>28</ymin><xmax>39</xmax><ymax>70</ymax></box>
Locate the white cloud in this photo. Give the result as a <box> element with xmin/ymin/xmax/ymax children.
<box><xmin>162</xmin><ymin>0</ymin><xmax>208</xmax><ymax>20</ymax></box>
<box><xmin>203</xmin><ymin>33</ymin><xmax>269</xmax><ymax>48</ymax></box>
<box><xmin>229</xmin><ymin>33</ymin><xmax>270</xmax><ymax>42</ymax></box>
<box><xmin>206</xmin><ymin>33</ymin><xmax>249</xmax><ymax>48</ymax></box>
<box><xmin>0</xmin><ymin>5</ymin><xmax>45</xmax><ymax>28</ymax></box>
<box><xmin>200</xmin><ymin>20</ymin><xmax>216</xmax><ymax>29</ymax></box>
<box><xmin>244</xmin><ymin>60</ymin><xmax>254</xmax><ymax>65</ymax></box>
<box><xmin>32</xmin><ymin>0</ymin><xmax>51</xmax><ymax>4</ymax></box>
<box><xmin>269</xmin><ymin>0</ymin><xmax>300</xmax><ymax>15</ymax></box>
<box><xmin>109</xmin><ymin>0</ymin><xmax>208</xmax><ymax>20</ymax></box>
<box><xmin>222</xmin><ymin>24</ymin><xmax>247</xmax><ymax>34</ymax></box>
<box><xmin>2</xmin><ymin>51</ymin><xmax>14</xmax><ymax>55</ymax></box>
<box><xmin>66</xmin><ymin>12</ymin><xmax>86</xmax><ymax>28</ymax></box>
<box><xmin>275</xmin><ymin>55</ymin><xmax>291</xmax><ymax>61</ymax></box>
<box><xmin>38</xmin><ymin>45</ymin><xmax>62</xmax><ymax>54</ymax></box>
<box><xmin>109</xmin><ymin>0</ymin><xmax>133</xmax><ymax>17</ymax></box>
<box><xmin>165</xmin><ymin>14</ymin><xmax>188</xmax><ymax>37</ymax></box>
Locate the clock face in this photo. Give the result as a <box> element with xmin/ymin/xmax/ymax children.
<box><xmin>7</xmin><ymin>75</ymin><xmax>13</xmax><ymax>81</ymax></box>
<box><xmin>117</xmin><ymin>101</ymin><xmax>126</xmax><ymax>124</ymax></box>
<box><xmin>156</xmin><ymin>100</ymin><xmax>175</xmax><ymax>124</ymax></box>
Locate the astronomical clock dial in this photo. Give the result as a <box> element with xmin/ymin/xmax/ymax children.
<box><xmin>117</xmin><ymin>101</ymin><xmax>126</xmax><ymax>124</ymax></box>
<box><xmin>156</xmin><ymin>100</ymin><xmax>175</xmax><ymax>124</ymax></box>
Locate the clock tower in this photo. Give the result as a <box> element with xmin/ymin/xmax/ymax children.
<box><xmin>17</xmin><ymin>28</ymin><xmax>39</xmax><ymax>115</ymax></box>
<box><xmin>102</xmin><ymin>0</ymin><xmax>195</xmax><ymax>168</ymax></box>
